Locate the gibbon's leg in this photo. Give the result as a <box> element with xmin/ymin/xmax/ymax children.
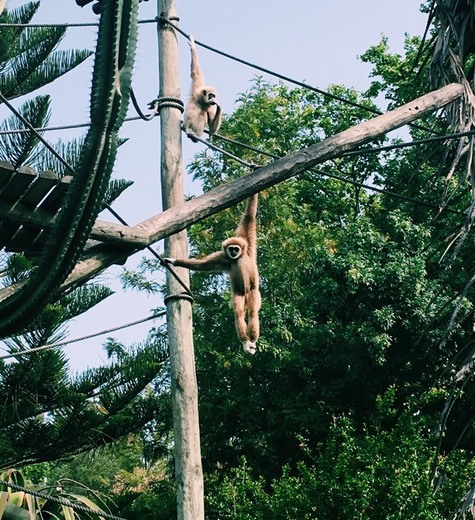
<box><xmin>246</xmin><ymin>288</ymin><xmax>261</xmax><ymax>354</ymax></box>
<box><xmin>232</xmin><ymin>293</ymin><xmax>253</xmax><ymax>354</ymax></box>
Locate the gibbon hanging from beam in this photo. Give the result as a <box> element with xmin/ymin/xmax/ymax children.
<box><xmin>166</xmin><ymin>194</ymin><xmax>261</xmax><ymax>354</ymax></box>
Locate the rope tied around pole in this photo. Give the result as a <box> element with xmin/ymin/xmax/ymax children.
<box><xmin>154</xmin><ymin>96</ymin><xmax>185</xmax><ymax>113</ymax></box>
<box><xmin>164</xmin><ymin>292</ymin><xmax>194</xmax><ymax>305</ymax></box>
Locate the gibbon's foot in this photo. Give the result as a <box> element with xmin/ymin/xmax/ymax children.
<box><xmin>242</xmin><ymin>341</ymin><xmax>257</xmax><ymax>355</ymax></box>
<box><xmin>185</xmin><ymin>130</ymin><xmax>199</xmax><ymax>143</ymax></box>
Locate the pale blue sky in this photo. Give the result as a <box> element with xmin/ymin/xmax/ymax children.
<box><xmin>1</xmin><ymin>1</ymin><xmax>427</xmax><ymax>370</ymax></box>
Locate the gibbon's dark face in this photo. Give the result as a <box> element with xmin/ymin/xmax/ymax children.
<box><xmin>226</xmin><ymin>244</ymin><xmax>242</xmax><ymax>260</ymax></box>
<box><xmin>202</xmin><ymin>89</ymin><xmax>216</xmax><ymax>105</ymax></box>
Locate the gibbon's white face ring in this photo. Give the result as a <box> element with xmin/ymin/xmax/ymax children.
<box><xmin>226</xmin><ymin>245</ymin><xmax>242</xmax><ymax>260</ymax></box>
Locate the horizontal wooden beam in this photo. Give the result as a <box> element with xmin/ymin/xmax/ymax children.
<box><xmin>0</xmin><ymin>83</ymin><xmax>464</xmax><ymax>300</ymax></box>
<box><xmin>89</xmin><ymin>82</ymin><xmax>466</xmax><ymax>247</ymax></box>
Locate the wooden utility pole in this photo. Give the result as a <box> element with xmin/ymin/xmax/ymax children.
<box><xmin>157</xmin><ymin>1</ymin><xmax>204</xmax><ymax>519</ymax></box>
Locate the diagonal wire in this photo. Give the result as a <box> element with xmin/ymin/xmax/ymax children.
<box><xmin>104</xmin><ymin>203</ymin><xmax>193</xmax><ymax>297</ymax></box>
<box><xmin>0</xmin><ymin>92</ymin><xmax>76</xmax><ymax>173</ymax></box>
<box><xmin>161</xmin><ymin>17</ymin><xmax>437</xmax><ymax>134</ymax></box>
<box><xmin>161</xmin><ymin>18</ymin><xmax>383</xmax><ymax>117</ymax></box>
<box><xmin>310</xmin><ymin>167</ymin><xmax>466</xmax><ymax>217</ymax></box>
<box><xmin>200</xmin><ymin>128</ymin><xmax>467</xmax><ymax>217</ymax></box>
<box><xmin>184</xmin><ymin>129</ymin><xmax>259</xmax><ymax>169</ymax></box>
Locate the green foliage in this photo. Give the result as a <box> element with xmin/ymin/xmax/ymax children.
<box><xmin>23</xmin><ymin>437</ymin><xmax>176</xmax><ymax>520</ymax></box>
<box><xmin>117</xmin><ymin>51</ymin><xmax>475</xmax><ymax>513</ymax></box>
<box><xmin>0</xmin><ymin>0</ymin><xmax>161</xmax><ymax>476</ymax></box>
<box><xmin>205</xmin><ymin>399</ymin><xmax>474</xmax><ymax>519</ymax></box>
<box><xmin>0</xmin><ymin>2</ymin><xmax>92</xmax><ymax>99</ymax></box>
<box><xmin>180</xmin><ymin>49</ymin><xmax>475</xmax><ymax>513</ymax></box>
<box><xmin>0</xmin><ymin>290</ymin><xmax>170</xmax><ymax>468</ymax></box>
<box><xmin>0</xmin><ymin>467</ymin><xmax>117</xmax><ymax>519</ymax></box>
<box><xmin>360</xmin><ymin>35</ymin><xmax>427</xmax><ymax>108</ymax></box>
<box><xmin>3</xmin><ymin>8</ymin><xmax>475</xmax><ymax>518</ymax></box>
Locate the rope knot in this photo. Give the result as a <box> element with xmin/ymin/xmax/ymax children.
<box><xmin>152</xmin><ymin>96</ymin><xmax>185</xmax><ymax>114</ymax></box>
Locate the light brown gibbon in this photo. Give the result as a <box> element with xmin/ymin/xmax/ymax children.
<box><xmin>182</xmin><ymin>35</ymin><xmax>222</xmax><ymax>142</ymax></box>
<box><xmin>165</xmin><ymin>194</ymin><xmax>261</xmax><ymax>354</ymax></box>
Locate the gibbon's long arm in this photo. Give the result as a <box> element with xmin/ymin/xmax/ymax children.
<box><xmin>207</xmin><ymin>103</ymin><xmax>222</xmax><ymax>134</ymax></box>
<box><xmin>235</xmin><ymin>194</ymin><xmax>258</xmax><ymax>260</ymax></box>
<box><xmin>168</xmin><ymin>250</ymin><xmax>230</xmax><ymax>272</ymax></box>
<box><xmin>189</xmin><ymin>36</ymin><xmax>205</xmax><ymax>88</ymax></box>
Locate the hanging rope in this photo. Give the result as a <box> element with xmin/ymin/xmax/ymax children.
<box><xmin>129</xmin><ymin>90</ymin><xmax>185</xmax><ymax>121</ymax></box>
<box><xmin>0</xmin><ymin>310</ymin><xmax>166</xmax><ymax>360</ymax></box>
<box><xmin>0</xmin><ymin>479</ymin><xmax>127</xmax><ymax>520</ymax></box>
<box><xmin>130</xmin><ymin>88</ymin><xmax>159</xmax><ymax>121</ymax></box>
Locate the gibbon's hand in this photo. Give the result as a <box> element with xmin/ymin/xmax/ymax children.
<box><xmin>188</xmin><ymin>35</ymin><xmax>195</xmax><ymax>48</ymax></box>
<box><xmin>162</xmin><ymin>257</ymin><xmax>176</xmax><ymax>265</ymax></box>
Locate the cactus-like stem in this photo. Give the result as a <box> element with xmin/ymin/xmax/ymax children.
<box><xmin>0</xmin><ymin>0</ymin><xmax>139</xmax><ymax>337</ymax></box>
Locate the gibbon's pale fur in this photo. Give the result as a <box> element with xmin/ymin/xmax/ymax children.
<box><xmin>166</xmin><ymin>194</ymin><xmax>261</xmax><ymax>354</ymax></box>
<box><xmin>182</xmin><ymin>35</ymin><xmax>222</xmax><ymax>142</ymax></box>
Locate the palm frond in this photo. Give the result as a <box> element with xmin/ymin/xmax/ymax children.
<box><xmin>430</xmin><ymin>0</ymin><xmax>475</xmax><ymax>129</ymax></box>
<box><xmin>103</xmin><ymin>178</ymin><xmax>134</xmax><ymax>205</ymax></box>
<box><xmin>34</xmin><ymin>136</ymin><xmax>83</xmax><ymax>176</ymax></box>
<box><xmin>7</xmin><ymin>49</ymin><xmax>93</xmax><ymax>99</ymax></box>
<box><xmin>60</xmin><ymin>284</ymin><xmax>114</xmax><ymax>321</ymax></box>
<box><xmin>0</xmin><ymin>95</ymin><xmax>51</xmax><ymax>167</ymax></box>
<box><xmin>0</xmin><ymin>9</ymin><xmax>92</xmax><ymax>99</ymax></box>
<box><xmin>0</xmin><ymin>2</ymin><xmax>40</xmax><ymax>64</ymax></box>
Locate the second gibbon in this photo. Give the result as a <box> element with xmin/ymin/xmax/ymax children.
<box><xmin>166</xmin><ymin>194</ymin><xmax>261</xmax><ymax>354</ymax></box>
<box><xmin>182</xmin><ymin>35</ymin><xmax>222</xmax><ymax>142</ymax></box>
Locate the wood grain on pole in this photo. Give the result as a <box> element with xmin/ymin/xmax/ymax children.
<box><xmin>157</xmin><ymin>2</ymin><xmax>205</xmax><ymax>519</ymax></box>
